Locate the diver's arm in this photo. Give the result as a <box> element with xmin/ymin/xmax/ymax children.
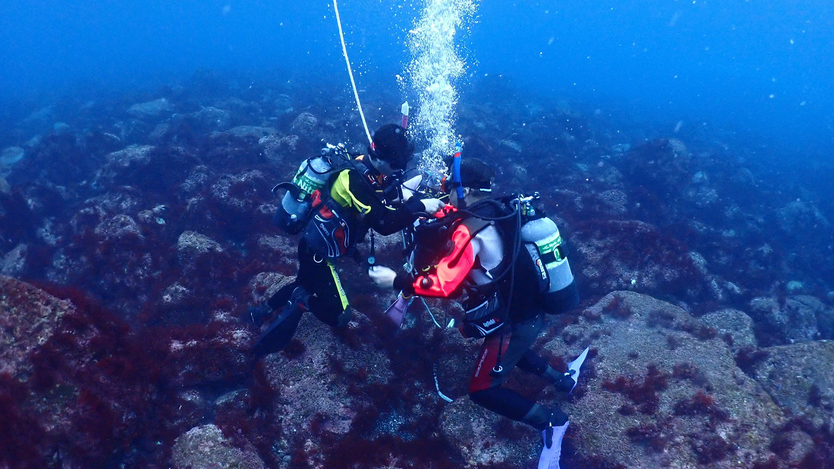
<box><xmin>334</xmin><ymin>169</ymin><xmax>428</xmax><ymax>235</ymax></box>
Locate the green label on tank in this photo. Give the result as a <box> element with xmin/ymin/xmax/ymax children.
<box><xmin>536</xmin><ymin>232</ymin><xmax>564</xmax><ymax>263</ymax></box>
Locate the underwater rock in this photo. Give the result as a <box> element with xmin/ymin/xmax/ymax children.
<box><xmin>1</xmin><ymin>244</ymin><xmax>28</xmax><ymax>277</ymax></box>
<box><xmin>176</xmin><ymin>231</ymin><xmax>224</xmax><ymax>264</ymax></box>
<box><xmin>699</xmin><ymin>308</ymin><xmax>758</xmax><ymax>353</ymax></box>
<box><xmin>776</xmin><ymin>199</ymin><xmax>829</xmax><ymax>235</ymax></box>
<box><xmin>258</xmin><ymin>133</ymin><xmax>300</xmax><ymax>166</ymax></box>
<box><xmin>224</xmin><ymin>125</ymin><xmax>277</xmax><ymax>140</ymax></box>
<box><xmin>95</xmin><ymin>145</ymin><xmax>200</xmax><ymax>192</ymax></box>
<box><xmin>594</xmin><ymin>189</ymin><xmax>629</xmax><ymax>215</ymax></box>
<box><xmin>172</xmin><ymin>424</ymin><xmax>265</xmax><ymax>469</ymax></box>
<box><xmin>246</xmin><ymin>271</ymin><xmax>294</xmax><ymax>306</ymax></box>
<box><xmin>94</xmin><ymin>144</ymin><xmax>154</xmax><ymax>184</ymax></box>
<box><xmin>186</xmin><ymin>169</ymin><xmax>273</xmax><ymax>242</ymax></box>
<box><xmin>620</xmin><ymin>138</ymin><xmax>692</xmax><ymax>198</ymax></box>
<box><xmin>792</xmin><ymin>295</ymin><xmax>834</xmax><ymax>340</ymax></box>
<box><xmin>94</xmin><ymin>213</ymin><xmax>142</xmax><ymax>241</ymax></box>
<box><xmin>191</xmin><ymin>106</ymin><xmax>233</xmax><ymax>130</ymax></box>
<box><xmin>685</xmin><ymin>185</ymin><xmax>720</xmax><ymax>208</ymax></box>
<box><xmin>165</xmin><ymin>322</ymin><xmax>252</xmax><ymax>387</ymax></box>
<box><xmin>290</xmin><ymin>111</ymin><xmax>318</xmax><ymax>137</ymax></box>
<box><xmin>544</xmin><ymin>291</ymin><xmax>784</xmax><ymax>468</ymax></box>
<box><xmin>254</xmin><ymin>235</ymin><xmax>298</xmax><ymax>271</ymax></box>
<box><xmin>127</xmin><ymin>97</ymin><xmax>171</xmax><ymax>119</ymax></box>
<box><xmin>748</xmin><ymin>296</ymin><xmax>823</xmax><ymax>345</ymax></box>
<box><xmin>569</xmin><ymin>219</ymin><xmax>704</xmax><ymax>298</ymax></box>
<box><xmin>260</xmin><ymin>310</ymin><xmax>393</xmax><ymax>451</ymax></box>
<box><xmin>0</xmin><ymin>146</ymin><xmax>25</xmax><ymax>169</ymax></box>
<box><xmin>439</xmin><ymin>399</ymin><xmax>536</xmax><ymax>467</ymax></box>
<box><xmin>0</xmin><ymin>276</ymin><xmax>75</xmax><ymax>376</ymax></box>
<box><xmin>747</xmin><ymin>340</ymin><xmax>834</xmax><ymax>428</ymax></box>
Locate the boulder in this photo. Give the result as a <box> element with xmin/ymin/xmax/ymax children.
<box><xmin>542</xmin><ymin>291</ymin><xmax>785</xmax><ymax>468</ymax></box>
<box><xmin>127</xmin><ymin>98</ymin><xmax>171</xmax><ymax>119</ymax></box>
<box><xmin>699</xmin><ymin>308</ymin><xmax>758</xmax><ymax>353</ymax></box>
<box><xmin>748</xmin><ymin>296</ymin><xmax>826</xmax><ymax>345</ymax></box>
<box><xmin>0</xmin><ymin>276</ymin><xmax>75</xmax><ymax>376</ymax></box>
<box><xmin>172</xmin><ymin>424</ymin><xmax>264</xmax><ymax>469</ymax></box>
<box><xmin>747</xmin><ymin>340</ymin><xmax>834</xmax><ymax>428</ymax></box>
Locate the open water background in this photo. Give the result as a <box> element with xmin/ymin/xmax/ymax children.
<box><xmin>2</xmin><ymin>0</ymin><xmax>833</xmax><ymax>171</ymax></box>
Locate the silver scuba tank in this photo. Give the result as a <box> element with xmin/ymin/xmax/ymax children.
<box><xmin>521</xmin><ymin>216</ymin><xmax>574</xmax><ymax>293</ymax></box>
<box><xmin>273</xmin><ymin>156</ymin><xmax>333</xmax><ymax>235</ymax></box>
<box><xmin>292</xmin><ymin>156</ymin><xmax>332</xmax><ymax>197</ymax></box>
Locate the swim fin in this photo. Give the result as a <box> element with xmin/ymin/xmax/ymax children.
<box><xmin>567</xmin><ymin>346</ymin><xmax>590</xmax><ymax>394</ymax></box>
<box><xmin>385</xmin><ymin>292</ymin><xmax>413</xmax><ymax>327</ymax></box>
<box><xmin>251</xmin><ymin>303</ymin><xmax>304</xmax><ymax>358</ymax></box>
<box><xmin>538</xmin><ymin>420</ymin><xmax>569</xmax><ymax>469</ymax></box>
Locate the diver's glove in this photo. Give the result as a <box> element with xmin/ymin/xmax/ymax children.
<box><xmin>249</xmin><ymin>303</ymin><xmax>273</xmax><ymax>327</ymax></box>
<box><xmin>419</xmin><ymin>198</ymin><xmax>446</xmax><ymax>216</ymax></box>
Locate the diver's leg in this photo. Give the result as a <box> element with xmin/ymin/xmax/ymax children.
<box><xmin>468</xmin><ymin>318</ymin><xmax>557</xmax><ymax>425</ymax></box>
<box><xmin>298</xmin><ymin>252</ymin><xmax>350</xmax><ymax>328</ymax></box>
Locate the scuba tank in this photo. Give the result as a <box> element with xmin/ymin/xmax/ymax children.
<box><xmin>273</xmin><ymin>154</ymin><xmax>333</xmax><ymax>235</ymax></box>
<box><xmin>517</xmin><ymin>195</ymin><xmax>579</xmax><ymax>314</ymax></box>
<box><xmin>521</xmin><ymin>217</ymin><xmax>574</xmax><ymax>291</ymax></box>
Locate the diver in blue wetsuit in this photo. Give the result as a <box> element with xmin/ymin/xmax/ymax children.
<box><xmin>370</xmin><ymin>158</ymin><xmax>588</xmax><ymax>469</ymax></box>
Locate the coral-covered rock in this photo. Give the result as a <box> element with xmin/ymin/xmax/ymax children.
<box><xmin>1</xmin><ymin>243</ymin><xmax>28</xmax><ymax>277</ymax></box>
<box><xmin>776</xmin><ymin>199</ymin><xmax>829</xmax><ymax>235</ymax></box>
<box><xmin>291</xmin><ymin>112</ymin><xmax>319</xmax><ymax>137</ymax></box>
<box><xmin>191</xmin><ymin>106</ymin><xmax>233</xmax><ymax>131</ymax></box>
<box><xmin>172</xmin><ymin>424</ymin><xmax>265</xmax><ymax>469</ymax></box>
<box><xmin>225</xmin><ymin>126</ymin><xmax>277</xmax><ymax>140</ymax></box>
<box><xmin>94</xmin><ymin>144</ymin><xmax>199</xmax><ymax>191</ymax></box>
<box><xmin>543</xmin><ymin>291</ymin><xmax>784</xmax><ymax>468</ymax></box>
<box><xmin>747</xmin><ymin>340</ymin><xmax>834</xmax><ymax>428</ymax></box>
<box><xmin>128</xmin><ymin>97</ymin><xmax>171</xmax><ymax>119</ymax></box>
<box><xmin>700</xmin><ymin>308</ymin><xmax>758</xmax><ymax>352</ymax></box>
<box><xmin>569</xmin><ymin>220</ymin><xmax>704</xmax><ymax>298</ymax></box>
<box><xmin>177</xmin><ymin>230</ymin><xmax>224</xmax><ymax>259</ymax></box>
<box><xmin>748</xmin><ymin>296</ymin><xmax>824</xmax><ymax>345</ymax></box>
<box><xmin>0</xmin><ymin>276</ymin><xmax>75</xmax><ymax>376</ymax></box>
<box><xmin>259</xmin><ymin>133</ymin><xmax>300</xmax><ymax>167</ymax></box>
<box><xmin>439</xmin><ymin>399</ymin><xmax>537</xmax><ymax>467</ymax></box>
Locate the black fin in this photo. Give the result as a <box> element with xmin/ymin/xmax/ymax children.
<box><xmin>251</xmin><ymin>304</ymin><xmax>305</xmax><ymax>358</ymax></box>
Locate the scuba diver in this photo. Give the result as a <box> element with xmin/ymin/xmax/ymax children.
<box><xmin>368</xmin><ymin>157</ymin><xmax>587</xmax><ymax>469</ymax></box>
<box><xmin>250</xmin><ymin>124</ymin><xmax>445</xmax><ymax>358</ymax></box>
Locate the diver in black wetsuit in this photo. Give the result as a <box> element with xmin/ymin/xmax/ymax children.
<box><xmin>250</xmin><ymin>124</ymin><xmax>445</xmax><ymax>358</ymax></box>
<box><xmin>369</xmin><ymin>157</ymin><xmax>587</xmax><ymax>469</ymax></box>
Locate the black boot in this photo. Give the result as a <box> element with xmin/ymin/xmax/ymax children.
<box><xmin>251</xmin><ymin>287</ymin><xmax>310</xmax><ymax>358</ymax></box>
<box><xmin>249</xmin><ymin>303</ymin><xmax>273</xmax><ymax>327</ymax></box>
<box><xmin>251</xmin><ymin>303</ymin><xmax>305</xmax><ymax>357</ymax></box>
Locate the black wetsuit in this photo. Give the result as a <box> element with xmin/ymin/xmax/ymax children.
<box><xmin>394</xmin><ymin>199</ymin><xmax>577</xmax><ymax>430</ymax></box>
<box><xmin>269</xmin><ymin>157</ymin><xmax>425</xmax><ymax>328</ymax></box>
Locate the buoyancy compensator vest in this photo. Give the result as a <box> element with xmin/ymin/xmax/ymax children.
<box><xmin>408</xmin><ymin>193</ymin><xmax>579</xmax><ymax>338</ymax></box>
<box><xmin>272</xmin><ymin>143</ymin><xmax>395</xmax><ymax>259</ymax></box>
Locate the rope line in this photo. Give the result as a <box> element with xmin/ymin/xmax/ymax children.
<box><xmin>333</xmin><ymin>0</ymin><xmax>373</xmax><ymax>145</ymax></box>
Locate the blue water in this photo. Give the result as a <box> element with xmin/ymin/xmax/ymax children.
<box><xmin>2</xmin><ymin>0</ymin><xmax>833</xmax><ymax>157</ymax></box>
